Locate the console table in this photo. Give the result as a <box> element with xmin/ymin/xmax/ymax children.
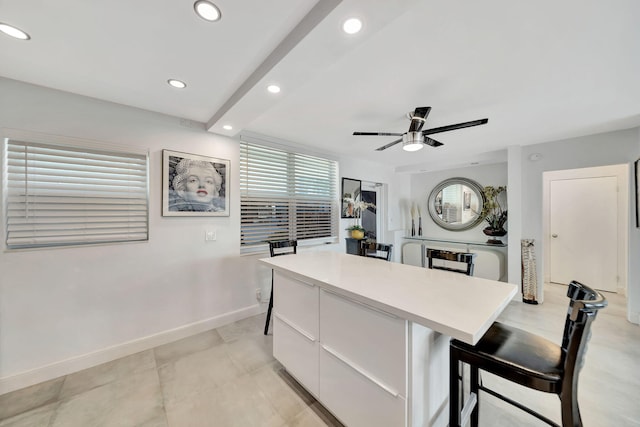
<box><xmin>260</xmin><ymin>251</ymin><xmax>516</xmax><ymax>427</ymax></box>
<box><xmin>403</xmin><ymin>237</ymin><xmax>508</xmax><ymax>281</ymax></box>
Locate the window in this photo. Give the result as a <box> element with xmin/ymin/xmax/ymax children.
<box><xmin>240</xmin><ymin>140</ymin><xmax>338</xmax><ymax>252</ymax></box>
<box><xmin>3</xmin><ymin>134</ymin><xmax>149</xmax><ymax>249</ymax></box>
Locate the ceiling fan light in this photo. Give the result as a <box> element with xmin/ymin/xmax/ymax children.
<box><xmin>403</xmin><ymin>141</ymin><xmax>424</xmax><ymax>152</ymax></box>
<box><xmin>402</xmin><ymin>131</ymin><xmax>424</xmax><ymax>151</ymax></box>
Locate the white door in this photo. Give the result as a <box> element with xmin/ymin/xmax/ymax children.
<box><xmin>549</xmin><ymin>177</ymin><xmax>618</xmax><ymax>292</ymax></box>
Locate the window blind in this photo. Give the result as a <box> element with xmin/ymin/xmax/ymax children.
<box><xmin>4</xmin><ymin>138</ymin><xmax>149</xmax><ymax>249</ymax></box>
<box><xmin>240</xmin><ymin>141</ymin><xmax>338</xmax><ymax>251</ymax></box>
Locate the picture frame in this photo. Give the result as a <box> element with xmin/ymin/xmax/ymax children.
<box><xmin>341</xmin><ymin>177</ymin><xmax>361</xmax><ymax>218</ymax></box>
<box><xmin>635</xmin><ymin>158</ymin><xmax>639</xmax><ymax>228</ymax></box>
<box><xmin>162</xmin><ymin>149</ymin><xmax>230</xmax><ymax>217</ymax></box>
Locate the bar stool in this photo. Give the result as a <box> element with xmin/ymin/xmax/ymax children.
<box><xmin>359</xmin><ymin>241</ymin><xmax>393</xmax><ymax>261</ymax></box>
<box><xmin>263</xmin><ymin>240</ymin><xmax>297</xmax><ymax>335</ymax></box>
<box><xmin>449</xmin><ymin>280</ymin><xmax>607</xmax><ymax>427</ymax></box>
<box><xmin>426</xmin><ymin>248</ymin><xmax>476</xmax><ymax>276</ymax></box>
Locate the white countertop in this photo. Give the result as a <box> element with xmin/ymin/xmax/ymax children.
<box><xmin>260</xmin><ymin>251</ymin><xmax>517</xmax><ymax>345</ymax></box>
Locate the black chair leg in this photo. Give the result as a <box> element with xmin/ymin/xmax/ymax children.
<box><xmin>264</xmin><ymin>271</ymin><xmax>274</xmax><ymax>335</ymax></box>
<box><xmin>450</xmin><ymin>348</ymin><xmax>460</xmax><ymax>427</ymax></box>
<box><xmin>263</xmin><ymin>287</ymin><xmax>273</xmax><ymax>335</ymax></box>
<box><xmin>470</xmin><ymin>365</ymin><xmax>480</xmax><ymax>427</ymax></box>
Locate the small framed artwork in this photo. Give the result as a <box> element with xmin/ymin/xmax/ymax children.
<box><xmin>162</xmin><ymin>150</ymin><xmax>230</xmax><ymax>217</ymax></box>
<box><xmin>341</xmin><ymin>177</ymin><xmax>361</xmax><ymax>218</ymax></box>
<box><xmin>635</xmin><ymin>158</ymin><xmax>639</xmax><ymax>228</ymax></box>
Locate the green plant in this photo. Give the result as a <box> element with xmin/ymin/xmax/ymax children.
<box><xmin>480</xmin><ymin>186</ymin><xmax>508</xmax><ymax>230</ymax></box>
<box><xmin>346</xmin><ymin>224</ymin><xmax>365</xmax><ymax>232</ymax></box>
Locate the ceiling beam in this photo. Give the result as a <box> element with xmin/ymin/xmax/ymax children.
<box><xmin>206</xmin><ymin>0</ymin><xmax>342</xmax><ymax>131</ymax></box>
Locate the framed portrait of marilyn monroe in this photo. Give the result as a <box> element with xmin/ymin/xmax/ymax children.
<box><xmin>162</xmin><ymin>150</ymin><xmax>230</xmax><ymax>217</ymax></box>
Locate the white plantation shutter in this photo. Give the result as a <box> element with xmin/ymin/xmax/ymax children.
<box><xmin>4</xmin><ymin>138</ymin><xmax>149</xmax><ymax>249</ymax></box>
<box><xmin>240</xmin><ymin>141</ymin><xmax>338</xmax><ymax>252</ymax></box>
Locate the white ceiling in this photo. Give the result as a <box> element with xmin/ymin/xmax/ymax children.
<box><xmin>2</xmin><ymin>0</ymin><xmax>640</xmax><ymax>172</ymax></box>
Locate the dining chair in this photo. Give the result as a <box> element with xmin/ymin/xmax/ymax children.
<box><xmin>449</xmin><ymin>280</ymin><xmax>607</xmax><ymax>427</ymax></box>
<box><xmin>263</xmin><ymin>240</ymin><xmax>297</xmax><ymax>335</ymax></box>
<box><xmin>426</xmin><ymin>248</ymin><xmax>476</xmax><ymax>276</ymax></box>
<box><xmin>359</xmin><ymin>241</ymin><xmax>393</xmax><ymax>261</ymax></box>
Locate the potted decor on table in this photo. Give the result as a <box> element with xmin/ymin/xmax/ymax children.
<box><xmin>343</xmin><ymin>197</ymin><xmax>374</xmax><ymax>239</ymax></box>
<box><xmin>346</xmin><ymin>224</ymin><xmax>365</xmax><ymax>239</ymax></box>
<box><xmin>480</xmin><ymin>186</ymin><xmax>508</xmax><ymax>244</ymax></box>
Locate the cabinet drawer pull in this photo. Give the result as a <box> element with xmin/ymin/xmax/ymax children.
<box><xmin>274</xmin><ymin>313</ymin><xmax>316</xmax><ymax>342</ymax></box>
<box><xmin>321</xmin><ymin>289</ymin><xmax>398</xmax><ymax>320</ymax></box>
<box><xmin>321</xmin><ymin>344</ymin><xmax>399</xmax><ymax>398</ymax></box>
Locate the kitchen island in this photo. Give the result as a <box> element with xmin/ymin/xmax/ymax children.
<box><xmin>260</xmin><ymin>251</ymin><xmax>517</xmax><ymax>427</ymax></box>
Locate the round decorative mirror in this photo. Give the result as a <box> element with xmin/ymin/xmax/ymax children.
<box><xmin>427</xmin><ymin>177</ymin><xmax>485</xmax><ymax>231</ymax></box>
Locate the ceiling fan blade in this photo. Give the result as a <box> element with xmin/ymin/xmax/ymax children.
<box><xmin>375</xmin><ymin>138</ymin><xmax>403</xmax><ymax>151</ymax></box>
<box><xmin>422</xmin><ymin>118</ymin><xmax>489</xmax><ymax>136</ymax></box>
<box><xmin>424</xmin><ymin>136</ymin><xmax>444</xmax><ymax>147</ymax></box>
<box><xmin>353</xmin><ymin>132</ymin><xmax>404</xmax><ymax>136</ymax></box>
<box><xmin>408</xmin><ymin>106</ymin><xmax>431</xmax><ymax>132</ymax></box>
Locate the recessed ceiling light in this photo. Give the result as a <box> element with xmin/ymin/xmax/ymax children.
<box><xmin>222</xmin><ymin>125</ymin><xmax>233</xmax><ymax>130</ymax></box>
<box><xmin>0</xmin><ymin>23</ymin><xmax>30</xmax><ymax>40</ymax></box>
<box><xmin>167</xmin><ymin>79</ymin><xmax>187</xmax><ymax>89</ymax></box>
<box><xmin>267</xmin><ymin>85</ymin><xmax>281</xmax><ymax>94</ymax></box>
<box><xmin>342</xmin><ymin>18</ymin><xmax>362</xmax><ymax>35</ymax></box>
<box><xmin>194</xmin><ymin>0</ymin><xmax>221</xmax><ymax>22</ymax></box>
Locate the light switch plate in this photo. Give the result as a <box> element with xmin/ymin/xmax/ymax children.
<box><xmin>205</xmin><ymin>230</ymin><xmax>216</xmax><ymax>241</ymax></box>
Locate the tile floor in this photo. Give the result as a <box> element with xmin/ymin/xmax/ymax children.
<box><xmin>0</xmin><ymin>283</ymin><xmax>638</xmax><ymax>427</ymax></box>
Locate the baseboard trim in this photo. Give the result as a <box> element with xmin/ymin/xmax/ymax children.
<box><xmin>0</xmin><ymin>304</ymin><xmax>264</xmax><ymax>395</ymax></box>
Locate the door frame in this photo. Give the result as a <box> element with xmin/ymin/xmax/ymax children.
<box><xmin>361</xmin><ymin>181</ymin><xmax>385</xmax><ymax>243</ymax></box>
<box><xmin>542</xmin><ymin>164</ymin><xmax>629</xmax><ymax>294</ymax></box>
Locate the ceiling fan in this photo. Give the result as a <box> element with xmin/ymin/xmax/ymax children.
<box><xmin>353</xmin><ymin>107</ymin><xmax>488</xmax><ymax>152</ymax></box>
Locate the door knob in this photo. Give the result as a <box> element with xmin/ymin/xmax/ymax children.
<box><xmin>551</xmin><ymin>234</ymin><xmax>558</xmax><ymax>238</ymax></box>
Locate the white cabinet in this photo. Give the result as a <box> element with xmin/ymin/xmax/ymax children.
<box><xmin>272</xmin><ymin>271</ymin><xmax>319</xmax><ymax>397</ymax></box>
<box><xmin>272</xmin><ymin>272</ymin><xmax>409</xmax><ymax>426</ymax></box>
<box><xmin>319</xmin><ymin>289</ymin><xmax>407</xmax><ymax>427</ymax></box>
<box><xmin>320</xmin><ymin>289</ymin><xmax>406</xmax><ymax>394</ymax></box>
<box><xmin>319</xmin><ymin>346</ymin><xmax>406</xmax><ymax>427</ymax></box>
<box><xmin>263</xmin><ymin>251</ymin><xmax>516</xmax><ymax>427</ymax></box>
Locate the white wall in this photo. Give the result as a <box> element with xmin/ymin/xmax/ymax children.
<box><xmin>517</xmin><ymin>128</ymin><xmax>640</xmax><ymax>322</ymax></box>
<box><xmin>0</xmin><ymin>78</ymin><xmax>254</xmax><ymax>393</ymax></box>
<box><xmin>409</xmin><ymin>163</ymin><xmax>508</xmax><ymax>243</ymax></box>
<box><xmin>0</xmin><ymin>78</ymin><xmax>403</xmax><ymax>393</ymax></box>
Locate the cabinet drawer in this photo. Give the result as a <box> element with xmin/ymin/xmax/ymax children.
<box><xmin>274</xmin><ymin>271</ymin><xmax>319</xmax><ymax>338</ymax></box>
<box><xmin>320</xmin><ymin>345</ymin><xmax>406</xmax><ymax>427</ymax></box>
<box><xmin>273</xmin><ymin>315</ymin><xmax>319</xmax><ymax>397</ymax></box>
<box><xmin>320</xmin><ymin>289</ymin><xmax>406</xmax><ymax>393</ymax></box>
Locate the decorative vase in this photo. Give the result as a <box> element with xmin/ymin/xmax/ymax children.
<box><xmin>483</xmin><ymin>227</ymin><xmax>507</xmax><ymax>244</ymax></box>
<box><xmin>418</xmin><ymin>217</ymin><xmax>422</xmax><ymax>236</ymax></box>
<box><xmin>351</xmin><ymin>229</ymin><xmax>364</xmax><ymax>239</ymax></box>
<box><xmin>411</xmin><ymin>219</ymin><xmax>415</xmax><ymax>236</ymax></box>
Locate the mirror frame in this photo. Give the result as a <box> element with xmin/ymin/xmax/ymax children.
<box><xmin>427</xmin><ymin>177</ymin><xmax>485</xmax><ymax>231</ymax></box>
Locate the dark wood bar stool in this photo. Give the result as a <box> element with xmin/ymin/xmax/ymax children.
<box><xmin>359</xmin><ymin>241</ymin><xmax>393</xmax><ymax>261</ymax></box>
<box><xmin>449</xmin><ymin>280</ymin><xmax>607</xmax><ymax>427</ymax></box>
<box><xmin>426</xmin><ymin>248</ymin><xmax>476</xmax><ymax>276</ymax></box>
<box><xmin>263</xmin><ymin>240</ymin><xmax>297</xmax><ymax>335</ymax></box>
